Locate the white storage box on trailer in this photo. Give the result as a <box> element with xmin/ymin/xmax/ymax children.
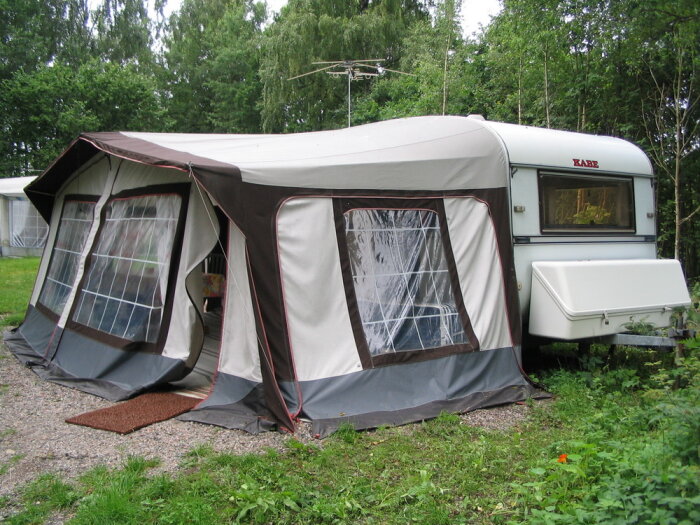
<box><xmin>528</xmin><ymin>259</ymin><xmax>691</xmax><ymax>340</ymax></box>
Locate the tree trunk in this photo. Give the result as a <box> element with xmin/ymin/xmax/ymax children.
<box><xmin>674</xmin><ymin>65</ymin><xmax>683</xmax><ymax>261</ymax></box>
<box><xmin>543</xmin><ymin>48</ymin><xmax>551</xmax><ymax>128</ymax></box>
<box><xmin>518</xmin><ymin>55</ymin><xmax>523</xmax><ymax>125</ymax></box>
<box><xmin>442</xmin><ymin>33</ymin><xmax>452</xmax><ymax>115</ymax></box>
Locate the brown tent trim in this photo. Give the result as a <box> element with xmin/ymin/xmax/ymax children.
<box><xmin>25</xmin><ymin>132</ymin><xmax>241</xmax><ymax>222</ymax></box>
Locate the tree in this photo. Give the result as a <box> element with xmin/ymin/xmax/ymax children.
<box><xmin>629</xmin><ymin>0</ymin><xmax>700</xmax><ymax>269</ymax></box>
<box><xmin>162</xmin><ymin>0</ymin><xmax>266</xmax><ymax>132</ymax></box>
<box><xmin>469</xmin><ymin>0</ymin><xmax>699</xmax><ymax>278</ymax></box>
<box><xmin>0</xmin><ymin>60</ymin><xmax>163</xmax><ymax>175</ymax></box>
<box><xmin>260</xmin><ymin>0</ymin><xmax>431</xmax><ymax>132</ymax></box>
<box><xmin>91</xmin><ymin>0</ymin><xmax>161</xmax><ymax>72</ymax></box>
<box><xmin>0</xmin><ymin>0</ymin><xmax>92</xmax><ymax>81</ymax></box>
<box><xmin>353</xmin><ymin>0</ymin><xmax>468</xmax><ymax>122</ymax></box>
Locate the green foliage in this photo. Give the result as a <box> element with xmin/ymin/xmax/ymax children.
<box><xmin>0</xmin><ymin>59</ymin><xmax>164</xmax><ymax>174</ymax></box>
<box><xmin>91</xmin><ymin>0</ymin><xmax>157</xmax><ymax>71</ymax></box>
<box><xmin>622</xmin><ymin>319</ymin><xmax>658</xmax><ymax>336</ymax></box>
<box><xmin>4</xmin><ymin>474</ymin><xmax>79</xmax><ymax>524</ymax></box>
<box><xmin>0</xmin><ymin>0</ymin><xmax>92</xmax><ymax>82</ymax></box>
<box><xmin>355</xmin><ymin>0</ymin><xmax>467</xmax><ymax>121</ymax></box>
<box><xmin>504</xmin><ymin>341</ymin><xmax>700</xmax><ymax>524</ymax></box>
<box><xmin>332</xmin><ymin>421</ymin><xmax>359</xmax><ymax>444</ymax></box>
<box><xmin>572</xmin><ymin>204</ymin><xmax>611</xmax><ymax>225</ymax></box>
<box><xmin>260</xmin><ymin>0</ymin><xmax>430</xmax><ymax>132</ymax></box>
<box><xmin>162</xmin><ymin>0</ymin><xmax>265</xmax><ymax>133</ymax></box>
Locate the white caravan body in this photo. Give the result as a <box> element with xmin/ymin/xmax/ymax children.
<box><xmin>476</xmin><ymin>118</ymin><xmax>690</xmax><ymax>339</ymax></box>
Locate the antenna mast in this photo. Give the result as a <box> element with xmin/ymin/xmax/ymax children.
<box><xmin>288</xmin><ymin>59</ymin><xmax>414</xmax><ymax>127</ymax></box>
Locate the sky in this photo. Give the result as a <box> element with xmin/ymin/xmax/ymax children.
<box><xmin>158</xmin><ymin>0</ymin><xmax>503</xmax><ymax>36</ymax></box>
<box><xmin>263</xmin><ymin>0</ymin><xmax>502</xmax><ymax>36</ymax></box>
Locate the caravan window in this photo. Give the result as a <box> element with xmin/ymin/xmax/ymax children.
<box><xmin>343</xmin><ymin>208</ymin><xmax>469</xmax><ymax>357</ymax></box>
<box><xmin>71</xmin><ymin>192</ymin><xmax>183</xmax><ymax>345</ymax></box>
<box><xmin>539</xmin><ymin>172</ymin><xmax>634</xmax><ymax>232</ymax></box>
<box><xmin>38</xmin><ymin>199</ymin><xmax>97</xmax><ymax>317</ymax></box>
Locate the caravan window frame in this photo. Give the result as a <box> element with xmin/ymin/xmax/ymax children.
<box><xmin>37</xmin><ymin>196</ymin><xmax>99</xmax><ymax>320</ymax></box>
<box><xmin>65</xmin><ymin>184</ymin><xmax>190</xmax><ymax>353</ymax></box>
<box><xmin>334</xmin><ymin>198</ymin><xmax>478</xmax><ymax>368</ymax></box>
<box><xmin>538</xmin><ymin>171</ymin><xmax>636</xmax><ymax>233</ymax></box>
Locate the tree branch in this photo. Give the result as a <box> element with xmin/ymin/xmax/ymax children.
<box><xmin>680</xmin><ymin>203</ymin><xmax>700</xmax><ymax>225</ymax></box>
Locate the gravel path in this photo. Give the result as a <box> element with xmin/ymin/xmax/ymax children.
<box><xmin>0</xmin><ymin>337</ymin><xmax>534</xmax><ymax>504</ymax></box>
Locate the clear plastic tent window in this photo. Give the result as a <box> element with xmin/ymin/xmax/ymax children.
<box><xmin>344</xmin><ymin>209</ymin><xmax>467</xmax><ymax>356</ymax></box>
<box><xmin>72</xmin><ymin>194</ymin><xmax>181</xmax><ymax>343</ymax></box>
<box><xmin>39</xmin><ymin>200</ymin><xmax>96</xmax><ymax>315</ymax></box>
<box><xmin>10</xmin><ymin>198</ymin><xmax>48</xmax><ymax>248</ymax></box>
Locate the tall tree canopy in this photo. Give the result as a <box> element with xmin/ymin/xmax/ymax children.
<box><xmin>0</xmin><ymin>60</ymin><xmax>163</xmax><ymax>175</ymax></box>
<box><xmin>162</xmin><ymin>0</ymin><xmax>266</xmax><ymax>133</ymax></box>
<box><xmin>0</xmin><ymin>0</ymin><xmax>92</xmax><ymax>81</ymax></box>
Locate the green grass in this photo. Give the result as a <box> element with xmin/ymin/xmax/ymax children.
<box><xmin>0</xmin><ymin>257</ymin><xmax>39</xmax><ymax>329</ymax></box>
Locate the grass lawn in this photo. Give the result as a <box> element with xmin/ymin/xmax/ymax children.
<box><xmin>1</xmin><ymin>258</ymin><xmax>698</xmax><ymax>524</ymax></box>
<box><xmin>0</xmin><ymin>257</ymin><xmax>39</xmax><ymax>329</ymax></box>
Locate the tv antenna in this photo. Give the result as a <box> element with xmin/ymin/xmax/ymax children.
<box><xmin>288</xmin><ymin>59</ymin><xmax>414</xmax><ymax>127</ymax></box>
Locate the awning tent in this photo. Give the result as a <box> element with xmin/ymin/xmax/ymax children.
<box><xmin>0</xmin><ymin>176</ymin><xmax>48</xmax><ymax>255</ymax></box>
<box><xmin>5</xmin><ymin>116</ymin><xmax>540</xmax><ymax>436</ymax></box>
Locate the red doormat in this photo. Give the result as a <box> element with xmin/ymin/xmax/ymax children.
<box><xmin>65</xmin><ymin>393</ymin><xmax>200</xmax><ymax>434</ymax></box>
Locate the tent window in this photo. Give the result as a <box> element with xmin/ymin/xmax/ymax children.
<box><xmin>10</xmin><ymin>198</ymin><xmax>48</xmax><ymax>248</ymax></box>
<box><xmin>344</xmin><ymin>209</ymin><xmax>468</xmax><ymax>356</ymax></box>
<box><xmin>539</xmin><ymin>172</ymin><xmax>635</xmax><ymax>232</ymax></box>
<box><xmin>38</xmin><ymin>200</ymin><xmax>96</xmax><ymax>316</ymax></box>
<box><xmin>71</xmin><ymin>193</ymin><xmax>182</xmax><ymax>344</ymax></box>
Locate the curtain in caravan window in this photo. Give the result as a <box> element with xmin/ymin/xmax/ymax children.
<box><xmin>344</xmin><ymin>209</ymin><xmax>468</xmax><ymax>356</ymax></box>
<box><xmin>71</xmin><ymin>194</ymin><xmax>181</xmax><ymax>344</ymax></box>
<box><xmin>10</xmin><ymin>198</ymin><xmax>48</xmax><ymax>248</ymax></box>
<box><xmin>38</xmin><ymin>200</ymin><xmax>96</xmax><ymax>316</ymax></box>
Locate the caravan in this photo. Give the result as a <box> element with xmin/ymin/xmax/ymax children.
<box><xmin>4</xmin><ymin>116</ymin><xmax>690</xmax><ymax>435</ymax></box>
<box><xmin>476</xmin><ymin>118</ymin><xmax>689</xmax><ymax>340</ymax></box>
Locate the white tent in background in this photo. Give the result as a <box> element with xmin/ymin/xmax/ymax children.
<box><xmin>0</xmin><ymin>176</ymin><xmax>48</xmax><ymax>257</ymax></box>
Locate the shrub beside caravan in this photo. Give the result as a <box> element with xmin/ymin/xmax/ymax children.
<box><xmin>4</xmin><ymin>116</ymin><xmax>690</xmax><ymax>435</ymax></box>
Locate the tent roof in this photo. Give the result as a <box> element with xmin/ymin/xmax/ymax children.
<box><xmin>0</xmin><ymin>176</ymin><xmax>36</xmax><ymax>197</ymax></box>
<box><xmin>120</xmin><ymin>116</ymin><xmax>510</xmax><ymax>190</ymax></box>
<box><xmin>27</xmin><ymin>116</ymin><xmax>653</xmax><ymax>219</ymax></box>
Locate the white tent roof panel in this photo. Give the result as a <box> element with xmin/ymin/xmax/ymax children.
<box><xmin>124</xmin><ymin>116</ymin><xmax>510</xmax><ymax>190</ymax></box>
<box><xmin>0</xmin><ymin>176</ymin><xmax>36</xmax><ymax>197</ymax></box>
